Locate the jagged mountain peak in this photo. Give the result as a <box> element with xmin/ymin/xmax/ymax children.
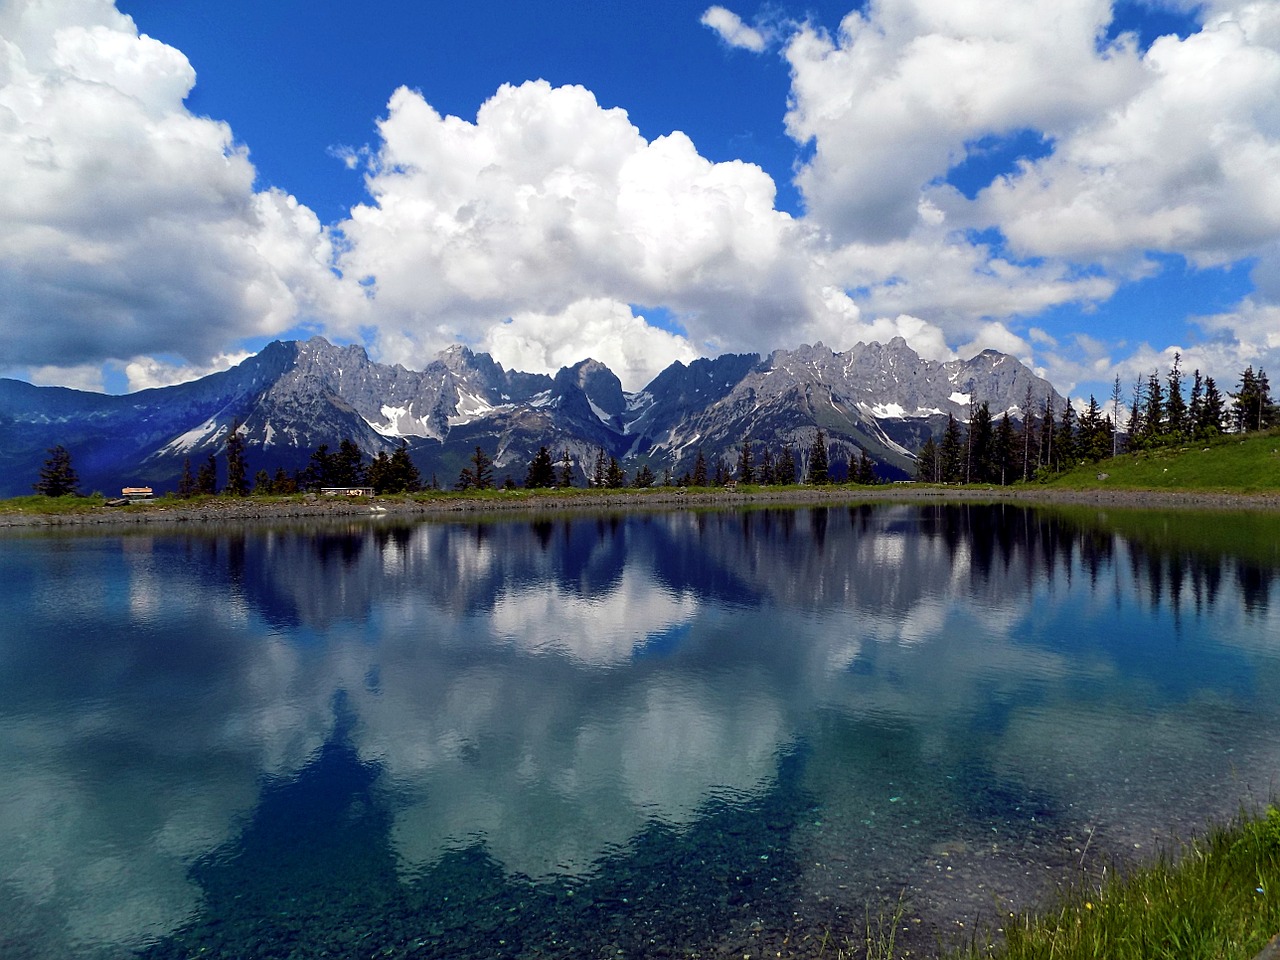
<box><xmin>0</xmin><ymin>334</ymin><xmax>1066</xmax><ymax>495</ymax></box>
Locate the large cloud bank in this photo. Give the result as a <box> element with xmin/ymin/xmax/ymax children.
<box><xmin>3</xmin><ymin>0</ymin><xmax>1280</xmax><ymax>395</ymax></box>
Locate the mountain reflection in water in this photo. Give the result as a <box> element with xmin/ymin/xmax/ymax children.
<box><xmin>0</xmin><ymin>504</ymin><xmax>1276</xmax><ymax>959</ymax></box>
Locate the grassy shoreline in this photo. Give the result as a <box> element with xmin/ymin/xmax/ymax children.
<box><xmin>3</xmin><ymin>478</ymin><xmax>1279</xmax><ymax>529</ymax></box>
<box><xmin>930</xmin><ymin>806</ymin><xmax>1280</xmax><ymax>960</ymax></box>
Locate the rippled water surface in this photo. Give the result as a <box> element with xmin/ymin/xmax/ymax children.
<box><xmin>1</xmin><ymin>504</ymin><xmax>1278</xmax><ymax>958</ymax></box>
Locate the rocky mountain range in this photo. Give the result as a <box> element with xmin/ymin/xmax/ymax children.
<box><xmin>0</xmin><ymin>336</ymin><xmax>1064</xmax><ymax>497</ymax></box>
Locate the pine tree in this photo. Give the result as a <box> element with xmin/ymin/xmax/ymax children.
<box><xmin>306</xmin><ymin>444</ymin><xmax>334</xmax><ymax>490</ymax></box>
<box><xmin>1141</xmin><ymin>371</ymin><xmax>1164</xmax><ymax>447</ymax></box>
<box><xmin>593</xmin><ymin>448</ymin><xmax>608</xmax><ymax>487</ymax></box>
<box><xmin>1165</xmin><ymin>353</ymin><xmax>1187</xmax><ymax>441</ymax></box>
<box><xmin>196</xmin><ymin>454</ymin><xmax>218</xmax><ymax>495</ymax></box>
<box><xmin>855</xmin><ymin>448</ymin><xmax>877</xmax><ymax>485</ymax></box>
<box><xmin>634</xmin><ymin>464</ymin><xmax>656</xmax><ymax>488</ymax></box>
<box><xmin>558</xmin><ymin>450</ymin><xmax>575</xmax><ymax>488</ymax></box>
<box><xmin>808</xmin><ymin>429</ymin><xmax>829</xmax><ymax>484</ymax></box>
<box><xmin>605</xmin><ymin>456</ymin><xmax>626</xmax><ymax>488</ymax></box>
<box><xmin>1056</xmin><ymin>399</ymin><xmax>1077</xmax><ymax>469</ymax></box>
<box><xmin>273</xmin><ymin>466</ymin><xmax>297</xmax><ymax>494</ymax></box>
<box><xmin>1199</xmin><ymin>376</ymin><xmax>1226</xmax><ymax>438</ymax></box>
<box><xmin>758</xmin><ymin>446</ymin><xmax>775</xmax><ymax>485</ymax></box>
<box><xmin>776</xmin><ymin>446</ymin><xmax>796</xmax><ymax>484</ymax></box>
<box><xmin>33</xmin><ymin>445</ymin><xmax>79</xmax><ymax>497</ymax></box>
<box><xmin>1040</xmin><ymin>394</ymin><xmax>1056</xmax><ymax>470</ymax></box>
<box><xmin>525</xmin><ymin>446</ymin><xmax>556</xmax><ymax>489</ymax></box>
<box><xmin>252</xmin><ymin>469</ymin><xmax>272</xmax><ymax>494</ymax></box>
<box><xmin>177</xmin><ymin>458</ymin><xmax>196</xmax><ymax>498</ymax></box>
<box><xmin>692</xmin><ymin>449</ymin><xmax>708</xmax><ymax>486</ymax></box>
<box><xmin>939</xmin><ymin>415</ymin><xmax>964</xmax><ymax>483</ymax></box>
<box><xmin>1125</xmin><ymin>375</ymin><xmax>1145</xmax><ymax>451</ymax></box>
<box><xmin>1231</xmin><ymin>366</ymin><xmax>1277</xmax><ymax>432</ymax></box>
<box><xmin>968</xmin><ymin>402</ymin><xmax>993</xmax><ymax>482</ymax></box>
<box><xmin>737</xmin><ymin>439</ymin><xmax>754</xmax><ymax>484</ymax></box>
<box><xmin>471</xmin><ymin>446</ymin><xmax>494</xmax><ymax>489</ymax></box>
<box><xmin>224</xmin><ymin>423</ymin><xmax>249</xmax><ymax>496</ymax></box>
<box><xmin>332</xmin><ymin>439</ymin><xmax>366</xmax><ymax>486</ymax></box>
<box><xmin>387</xmin><ymin>444</ymin><xmax>421</xmax><ymax>492</ymax></box>
<box><xmin>1020</xmin><ymin>384</ymin><xmax>1038</xmax><ymax>481</ymax></box>
<box><xmin>916</xmin><ymin>437</ymin><xmax>939</xmax><ymax>482</ymax></box>
<box><xmin>994</xmin><ymin>413</ymin><xmax>1015</xmax><ymax>484</ymax></box>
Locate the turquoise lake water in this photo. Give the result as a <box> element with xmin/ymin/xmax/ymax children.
<box><xmin>1</xmin><ymin>503</ymin><xmax>1277</xmax><ymax>958</ymax></box>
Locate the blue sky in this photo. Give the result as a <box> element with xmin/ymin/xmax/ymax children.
<box><xmin>3</xmin><ymin>0</ymin><xmax>1279</xmax><ymax>405</ymax></box>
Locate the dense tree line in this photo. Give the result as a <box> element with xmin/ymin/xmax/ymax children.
<box><xmin>31</xmin><ymin>359</ymin><xmax>1274</xmax><ymax>498</ymax></box>
<box><xmin>916</xmin><ymin>359</ymin><xmax>1277</xmax><ymax>483</ymax></box>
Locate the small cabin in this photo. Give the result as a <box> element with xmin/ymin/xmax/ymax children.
<box><xmin>320</xmin><ymin>486</ymin><xmax>375</xmax><ymax>498</ymax></box>
<box><xmin>121</xmin><ymin>486</ymin><xmax>154</xmax><ymax>501</ymax></box>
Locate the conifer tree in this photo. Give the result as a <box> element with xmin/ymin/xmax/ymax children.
<box><xmin>916</xmin><ymin>437</ymin><xmax>940</xmax><ymax>482</ymax></box>
<box><xmin>776</xmin><ymin>446</ymin><xmax>796</xmax><ymax>484</ymax></box>
<box><xmin>592</xmin><ymin>448</ymin><xmax>608</xmax><ymax>487</ymax></box>
<box><xmin>758</xmin><ymin>446</ymin><xmax>775</xmax><ymax>485</ymax></box>
<box><xmin>692</xmin><ymin>449</ymin><xmax>708</xmax><ymax>486</ymax></box>
<box><xmin>1198</xmin><ymin>376</ymin><xmax>1226</xmax><ymax>438</ymax></box>
<box><xmin>808</xmin><ymin>429</ymin><xmax>829</xmax><ymax>484</ymax></box>
<box><xmin>1056</xmin><ymin>399</ymin><xmax>1077</xmax><ymax>469</ymax></box>
<box><xmin>470</xmin><ymin>446</ymin><xmax>494</xmax><ymax>489</ymax></box>
<box><xmin>525</xmin><ymin>446</ymin><xmax>556</xmax><ymax>489</ymax></box>
<box><xmin>273</xmin><ymin>466</ymin><xmax>296</xmax><ymax>494</ymax></box>
<box><xmin>968</xmin><ymin>402</ymin><xmax>993</xmax><ymax>482</ymax></box>
<box><xmin>1165</xmin><ymin>353</ymin><xmax>1187</xmax><ymax>441</ymax></box>
<box><xmin>558</xmin><ymin>450</ymin><xmax>575</xmax><ymax>488</ymax></box>
<box><xmin>1140</xmin><ymin>371</ymin><xmax>1164</xmax><ymax>447</ymax></box>
<box><xmin>939</xmin><ymin>415</ymin><xmax>964</xmax><ymax>483</ymax></box>
<box><xmin>196</xmin><ymin>454</ymin><xmax>218</xmax><ymax>495</ymax></box>
<box><xmin>855</xmin><ymin>448</ymin><xmax>877</xmax><ymax>485</ymax></box>
<box><xmin>223</xmin><ymin>423</ymin><xmax>249</xmax><ymax>496</ymax></box>
<box><xmin>634</xmin><ymin>464</ymin><xmax>656</xmax><ymax>488</ymax></box>
<box><xmin>994</xmin><ymin>412</ymin><xmax>1015</xmax><ymax>484</ymax></box>
<box><xmin>33</xmin><ymin>445</ymin><xmax>79</xmax><ymax>497</ymax></box>
<box><xmin>388</xmin><ymin>444</ymin><xmax>421</xmax><ymax>492</ymax></box>
<box><xmin>605</xmin><ymin>456</ymin><xmax>626</xmax><ymax>488</ymax></box>
<box><xmin>178</xmin><ymin>458</ymin><xmax>196</xmax><ymax>498</ymax></box>
<box><xmin>332</xmin><ymin>439</ymin><xmax>366</xmax><ymax>485</ymax></box>
<box><xmin>737</xmin><ymin>439</ymin><xmax>754</xmax><ymax>484</ymax></box>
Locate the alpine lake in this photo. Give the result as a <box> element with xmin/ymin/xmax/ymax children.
<box><xmin>1</xmin><ymin>500</ymin><xmax>1278</xmax><ymax>959</ymax></box>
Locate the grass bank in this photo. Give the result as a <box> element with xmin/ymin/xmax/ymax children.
<box><xmin>835</xmin><ymin>807</ymin><xmax>1280</xmax><ymax>960</ymax></box>
<box><xmin>949</xmin><ymin>806</ymin><xmax>1280</xmax><ymax>960</ymax></box>
<box><xmin>1042</xmin><ymin>427</ymin><xmax>1280</xmax><ymax>493</ymax></box>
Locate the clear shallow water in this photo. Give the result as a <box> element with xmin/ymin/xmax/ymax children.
<box><xmin>0</xmin><ymin>504</ymin><xmax>1277</xmax><ymax>959</ymax></box>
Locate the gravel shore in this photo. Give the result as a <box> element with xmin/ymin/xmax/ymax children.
<box><xmin>3</xmin><ymin>484</ymin><xmax>1278</xmax><ymax>530</ymax></box>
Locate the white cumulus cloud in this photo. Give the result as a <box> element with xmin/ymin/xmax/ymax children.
<box><xmin>701</xmin><ymin>6</ymin><xmax>769</xmax><ymax>52</ymax></box>
<box><xmin>0</xmin><ymin>0</ymin><xmax>355</xmax><ymax>384</ymax></box>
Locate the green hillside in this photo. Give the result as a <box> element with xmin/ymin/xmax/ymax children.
<box><xmin>1042</xmin><ymin>427</ymin><xmax>1280</xmax><ymax>493</ymax></box>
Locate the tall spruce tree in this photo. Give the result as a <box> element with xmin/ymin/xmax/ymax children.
<box><xmin>808</xmin><ymin>429</ymin><xmax>829</xmax><ymax>484</ymax></box>
<box><xmin>692</xmin><ymin>449</ymin><xmax>708</xmax><ymax>486</ymax></box>
<box><xmin>776</xmin><ymin>446</ymin><xmax>796</xmax><ymax>484</ymax></box>
<box><xmin>1165</xmin><ymin>353</ymin><xmax>1187</xmax><ymax>441</ymax></box>
<box><xmin>33</xmin><ymin>445</ymin><xmax>79</xmax><ymax>497</ymax></box>
<box><xmin>178</xmin><ymin>458</ymin><xmax>196</xmax><ymax>498</ymax></box>
<box><xmin>994</xmin><ymin>412</ymin><xmax>1015</xmax><ymax>484</ymax></box>
<box><xmin>758</xmin><ymin>446</ymin><xmax>775</xmax><ymax>486</ymax></box>
<box><xmin>525</xmin><ymin>446</ymin><xmax>556</xmax><ymax>489</ymax></box>
<box><xmin>916</xmin><ymin>436</ymin><xmax>940</xmax><ymax>482</ymax></box>
<box><xmin>737</xmin><ymin>439</ymin><xmax>754</xmax><ymax>484</ymax></box>
<box><xmin>939</xmin><ymin>415</ymin><xmax>965</xmax><ymax>483</ymax></box>
<box><xmin>470</xmin><ymin>446</ymin><xmax>494</xmax><ymax>490</ymax></box>
<box><xmin>223</xmin><ymin>423</ymin><xmax>249</xmax><ymax>496</ymax></box>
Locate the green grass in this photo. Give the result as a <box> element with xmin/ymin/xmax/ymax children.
<box><xmin>1042</xmin><ymin>427</ymin><xmax>1280</xmax><ymax>492</ymax></box>
<box><xmin>0</xmin><ymin>494</ymin><xmax>110</xmax><ymax>515</ymax></box>
<box><xmin>943</xmin><ymin>807</ymin><xmax>1280</xmax><ymax>960</ymax></box>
